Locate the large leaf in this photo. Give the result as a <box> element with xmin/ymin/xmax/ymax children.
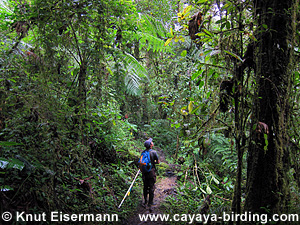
<box><xmin>224</xmin><ymin>50</ymin><xmax>243</xmax><ymax>62</ymax></box>
<box><xmin>0</xmin><ymin>141</ymin><xmax>23</xmax><ymax>146</ymax></box>
<box><xmin>0</xmin><ymin>0</ymin><xmax>12</xmax><ymax>14</ymax></box>
<box><xmin>123</xmin><ymin>51</ymin><xmax>148</xmax><ymax>95</ymax></box>
<box><xmin>0</xmin><ymin>157</ymin><xmax>24</xmax><ymax>170</ymax></box>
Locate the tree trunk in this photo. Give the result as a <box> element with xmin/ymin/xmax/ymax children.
<box><xmin>245</xmin><ymin>0</ymin><xmax>296</xmax><ymax>214</ymax></box>
<box><xmin>74</xmin><ymin>62</ymin><xmax>87</xmax><ymax>144</ymax></box>
<box><xmin>78</xmin><ymin>64</ymin><xmax>87</xmax><ymax>112</ymax></box>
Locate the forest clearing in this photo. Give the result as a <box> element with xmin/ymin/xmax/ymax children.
<box><xmin>1</xmin><ymin>0</ymin><xmax>300</xmax><ymax>224</ymax></box>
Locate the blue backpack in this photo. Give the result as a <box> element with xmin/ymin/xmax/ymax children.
<box><xmin>139</xmin><ymin>150</ymin><xmax>152</xmax><ymax>173</ymax></box>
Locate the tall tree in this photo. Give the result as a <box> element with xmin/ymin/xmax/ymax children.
<box><xmin>245</xmin><ymin>0</ymin><xmax>298</xmax><ymax>214</ymax></box>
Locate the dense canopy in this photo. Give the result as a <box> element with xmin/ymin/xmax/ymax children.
<box><xmin>1</xmin><ymin>0</ymin><xmax>299</xmax><ymax>224</ymax></box>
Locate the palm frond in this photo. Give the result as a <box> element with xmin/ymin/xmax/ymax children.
<box><xmin>0</xmin><ymin>0</ymin><xmax>12</xmax><ymax>14</ymax></box>
<box><xmin>123</xmin><ymin>51</ymin><xmax>148</xmax><ymax>95</ymax></box>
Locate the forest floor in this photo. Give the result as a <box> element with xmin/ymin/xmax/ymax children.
<box><xmin>125</xmin><ymin>147</ymin><xmax>179</xmax><ymax>225</ymax></box>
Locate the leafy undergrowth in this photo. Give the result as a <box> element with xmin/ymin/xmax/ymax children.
<box><xmin>0</xmin><ymin>137</ymin><xmax>144</xmax><ymax>225</ymax></box>
<box><xmin>1</xmin><ymin>118</ymin><xmax>299</xmax><ymax>225</ymax></box>
<box><xmin>158</xmin><ymin>133</ymin><xmax>237</xmax><ymax>224</ymax></box>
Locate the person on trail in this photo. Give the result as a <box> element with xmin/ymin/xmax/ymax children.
<box><xmin>139</xmin><ymin>138</ymin><xmax>160</xmax><ymax>207</ymax></box>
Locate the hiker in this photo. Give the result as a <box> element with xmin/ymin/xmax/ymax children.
<box><xmin>139</xmin><ymin>138</ymin><xmax>160</xmax><ymax>207</ymax></box>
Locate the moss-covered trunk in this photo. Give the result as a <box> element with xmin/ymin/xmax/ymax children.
<box><xmin>245</xmin><ymin>0</ymin><xmax>297</xmax><ymax>214</ymax></box>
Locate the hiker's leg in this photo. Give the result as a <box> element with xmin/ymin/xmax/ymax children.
<box><xmin>148</xmin><ymin>169</ymin><xmax>157</xmax><ymax>205</ymax></box>
<box><xmin>148</xmin><ymin>178</ymin><xmax>155</xmax><ymax>205</ymax></box>
<box><xmin>142</xmin><ymin>174</ymin><xmax>147</xmax><ymax>204</ymax></box>
<box><xmin>142</xmin><ymin>175</ymin><xmax>150</xmax><ymax>204</ymax></box>
<box><xmin>143</xmin><ymin>188</ymin><xmax>148</xmax><ymax>204</ymax></box>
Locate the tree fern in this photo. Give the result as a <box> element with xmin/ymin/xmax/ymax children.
<box><xmin>111</xmin><ymin>12</ymin><xmax>175</xmax><ymax>94</ymax></box>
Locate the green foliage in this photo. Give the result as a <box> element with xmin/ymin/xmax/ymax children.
<box><xmin>0</xmin><ymin>0</ymin><xmax>152</xmax><ymax>222</ymax></box>
<box><xmin>123</xmin><ymin>51</ymin><xmax>148</xmax><ymax>95</ymax></box>
<box><xmin>126</xmin><ymin>13</ymin><xmax>173</xmax><ymax>53</ymax></box>
<box><xmin>0</xmin><ymin>0</ymin><xmax>12</xmax><ymax>15</ymax></box>
<box><xmin>141</xmin><ymin>119</ymin><xmax>178</xmax><ymax>156</ymax></box>
<box><xmin>207</xmin><ymin>133</ymin><xmax>238</xmax><ymax>175</ymax></box>
<box><xmin>163</xmin><ymin>161</ymin><xmax>232</xmax><ymax>218</ymax></box>
<box><xmin>1</xmin><ymin>0</ymin><xmax>299</xmax><ymax>221</ymax></box>
<box><xmin>0</xmin><ymin>157</ymin><xmax>24</xmax><ymax>170</ymax></box>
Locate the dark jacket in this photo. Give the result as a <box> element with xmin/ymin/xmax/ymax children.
<box><xmin>148</xmin><ymin>149</ymin><xmax>159</xmax><ymax>171</ymax></box>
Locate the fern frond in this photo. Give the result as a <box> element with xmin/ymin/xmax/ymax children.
<box><xmin>141</xmin><ymin>14</ymin><xmax>167</xmax><ymax>38</ymax></box>
<box><xmin>126</xmin><ymin>30</ymin><xmax>173</xmax><ymax>53</ymax></box>
<box><xmin>137</xmin><ymin>31</ymin><xmax>167</xmax><ymax>52</ymax></box>
<box><xmin>125</xmin><ymin>13</ymin><xmax>174</xmax><ymax>53</ymax></box>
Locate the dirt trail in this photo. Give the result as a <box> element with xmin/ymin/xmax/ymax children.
<box><xmin>125</xmin><ymin>147</ymin><xmax>179</xmax><ymax>225</ymax></box>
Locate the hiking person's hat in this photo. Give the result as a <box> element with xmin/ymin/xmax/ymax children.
<box><xmin>144</xmin><ymin>138</ymin><xmax>153</xmax><ymax>148</ymax></box>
